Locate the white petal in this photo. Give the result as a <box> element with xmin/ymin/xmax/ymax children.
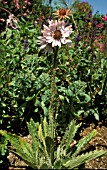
<box><xmin>45</xmin><ymin>36</ymin><xmax>52</xmax><ymax>39</ymax></box>
<box><xmin>52</xmin><ymin>40</ymin><xmax>57</xmax><ymax>47</ymax></box>
<box><xmin>56</xmin><ymin>40</ymin><xmax>61</xmax><ymax>47</ymax></box>
<box><xmin>48</xmin><ymin>20</ymin><xmax>54</xmax><ymax>25</ymax></box>
<box><xmin>64</xmin><ymin>33</ymin><xmax>70</xmax><ymax>37</ymax></box>
<box><xmin>66</xmin><ymin>39</ymin><xmax>72</xmax><ymax>47</ymax></box>
<box><xmin>46</xmin><ymin>37</ymin><xmax>53</xmax><ymax>43</ymax></box>
<box><xmin>38</xmin><ymin>36</ymin><xmax>43</xmax><ymax>39</ymax></box>
<box><xmin>43</xmin><ymin>25</ymin><xmax>50</xmax><ymax>30</ymax></box>
<box><xmin>66</xmin><ymin>39</ymin><xmax>72</xmax><ymax>43</ymax></box>
<box><xmin>40</xmin><ymin>44</ymin><xmax>47</xmax><ymax>49</ymax></box>
<box><xmin>61</xmin><ymin>38</ymin><xmax>66</xmax><ymax>44</ymax></box>
<box><xmin>52</xmin><ymin>40</ymin><xmax>61</xmax><ymax>47</ymax></box>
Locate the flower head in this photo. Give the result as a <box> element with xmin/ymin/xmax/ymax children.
<box><xmin>14</xmin><ymin>0</ymin><xmax>20</xmax><ymax>9</ymax></box>
<box><xmin>38</xmin><ymin>20</ymin><xmax>72</xmax><ymax>52</ymax></box>
<box><xmin>97</xmin><ymin>23</ymin><xmax>103</xmax><ymax>28</ymax></box>
<box><xmin>94</xmin><ymin>35</ymin><xmax>104</xmax><ymax>52</ymax></box>
<box><xmin>24</xmin><ymin>38</ymin><xmax>28</xmax><ymax>49</ymax></box>
<box><xmin>102</xmin><ymin>14</ymin><xmax>107</xmax><ymax>21</ymax></box>
<box><xmin>53</xmin><ymin>8</ymin><xmax>71</xmax><ymax>20</ymax></box>
<box><xmin>6</xmin><ymin>14</ymin><xmax>18</xmax><ymax>29</ymax></box>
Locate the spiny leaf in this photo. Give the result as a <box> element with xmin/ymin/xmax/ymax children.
<box><xmin>40</xmin><ymin>163</ymin><xmax>51</xmax><ymax>169</ymax></box>
<box><xmin>18</xmin><ymin>136</ymin><xmax>33</xmax><ymax>156</ymax></box>
<box><xmin>45</xmin><ymin>136</ymin><xmax>54</xmax><ymax>157</ymax></box>
<box><xmin>56</xmin><ymin>145</ymin><xmax>61</xmax><ymax>159</ymax></box>
<box><xmin>27</xmin><ymin>119</ymin><xmax>45</xmax><ymax>156</ymax></box>
<box><xmin>43</xmin><ymin>118</ymin><xmax>49</xmax><ymax>138</ymax></box>
<box><xmin>38</xmin><ymin>124</ymin><xmax>46</xmax><ymax>149</ymax></box>
<box><xmin>0</xmin><ymin>130</ymin><xmax>33</xmax><ymax>157</ymax></box>
<box><xmin>60</xmin><ymin>120</ymin><xmax>81</xmax><ymax>150</ymax></box>
<box><xmin>9</xmin><ymin>149</ymin><xmax>37</xmax><ymax>169</ymax></box>
<box><xmin>28</xmin><ymin>118</ymin><xmax>52</xmax><ymax>166</ymax></box>
<box><xmin>63</xmin><ymin>150</ymin><xmax>107</xmax><ymax>169</ymax></box>
<box><xmin>27</xmin><ymin>119</ymin><xmax>39</xmax><ymax>152</ymax></box>
<box><xmin>54</xmin><ymin>159</ymin><xmax>62</xmax><ymax>169</ymax></box>
<box><xmin>0</xmin><ymin>130</ymin><xmax>22</xmax><ymax>149</ymax></box>
<box><xmin>66</xmin><ymin>122</ymin><xmax>81</xmax><ymax>151</ymax></box>
<box><xmin>72</xmin><ymin>129</ymin><xmax>97</xmax><ymax>158</ymax></box>
<box><xmin>0</xmin><ymin>130</ymin><xmax>37</xmax><ymax>169</ymax></box>
<box><xmin>38</xmin><ymin>124</ymin><xmax>52</xmax><ymax>166</ymax></box>
<box><xmin>27</xmin><ymin>118</ymin><xmax>39</xmax><ymax>138</ymax></box>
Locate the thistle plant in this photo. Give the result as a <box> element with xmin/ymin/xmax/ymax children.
<box><xmin>0</xmin><ymin>5</ymin><xmax>107</xmax><ymax>169</ymax></box>
<box><xmin>38</xmin><ymin>18</ymin><xmax>73</xmax><ymax>162</ymax></box>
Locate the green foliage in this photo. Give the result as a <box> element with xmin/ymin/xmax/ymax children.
<box><xmin>0</xmin><ymin>119</ymin><xmax>107</xmax><ymax>169</ymax></box>
<box><xmin>0</xmin><ymin>0</ymin><xmax>107</xmax><ymax>167</ymax></box>
<box><xmin>63</xmin><ymin>150</ymin><xmax>107</xmax><ymax>169</ymax></box>
<box><xmin>60</xmin><ymin>121</ymin><xmax>82</xmax><ymax>151</ymax></box>
<box><xmin>0</xmin><ymin>0</ymin><xmax>106</xmax><ymax>133</ymax></box>
<box><xmin>0</xmin><ymin>20</ymin><xmax>51</xmax><ymax>132</ymax></box>
<box><xmin>72</xmin><ymin>130</ymin><xmax>96</xmax><ymax>157</ymax></box>
<box><xmin>0</xmin><ymin>136</ymin><xmax>8</xmax><ymax>164</ymax></box>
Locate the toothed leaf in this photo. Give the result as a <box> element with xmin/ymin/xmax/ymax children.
<box><xmin>63</xmin><ymin>150</ymin><xmax>107</xmax><ymax>169</ymax></box>
<box><xmin>72</xmin><ymin>129</ymin><xmax>97</xmax><ymax>157</ymax></box>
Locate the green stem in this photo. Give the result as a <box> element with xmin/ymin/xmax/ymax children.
<box><xmin>49</xmin><ymin>46</ymin><xmax>58</xmax><ymax>164</ymax></box>
<box><xmin>53</xmin><ymin>46</ymin><xmax>58</xmax><ymax>68</ymax></box>
<box><xmin>101</xmin><ymin>73</ymin><xmax>107</xmax><ymax>99</ymax></box>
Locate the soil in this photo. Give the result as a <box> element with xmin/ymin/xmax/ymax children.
<box><xmin>80</xmin><ymin>122</ymin><xmax>107</xmax><ymax>169</ymax></box>
<box><xmin>6</xmin><ymin>121</ymin><xmax>107</xmax><ymax>170</ymax></box>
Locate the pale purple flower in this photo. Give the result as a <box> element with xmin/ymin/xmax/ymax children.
<box><xmin>6</xmin><ymin>14</ymin><xmax>18</xmax><ymax>29</ymax></box>
<box><xmin>38</xmin><ymin>20</ymin><xmax>73</xmax><ymax>52</ymax></box>
<box><xmin>24</xmin><ymin>38</ymin><xmax>28</xmax><ymax>49</ymax></box>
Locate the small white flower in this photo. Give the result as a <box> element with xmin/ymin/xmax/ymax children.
<box><xmin>6</xmin><ymin>14</ymin><xmax>18</xmax><ymax>29</ymax></box>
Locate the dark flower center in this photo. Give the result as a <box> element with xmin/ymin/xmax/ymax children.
<box><xmin>53</xmin><ymin>30</ymin><xmax>62</xmax><ymax>40</ymax></box>
<box><xmin>59</xmin><ymin>9</ymin><xmax>66</xmax><ymax>16</ymax></box>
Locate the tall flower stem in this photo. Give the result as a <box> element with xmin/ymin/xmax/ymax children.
<box><xmin>53</xmin><ymin>46</ymin><xmax>58</xmax><ymax>69</ymax></box>
<box><xmin>49</xmin><ymin>46</ymin><xmax>58</xmax><ymax>164</ymax></box>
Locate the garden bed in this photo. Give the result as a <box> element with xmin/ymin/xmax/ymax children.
<box><xmin>0</xmin><ymin>0</ymin><xmax>107</xmax><ymax>169</ymax></box>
